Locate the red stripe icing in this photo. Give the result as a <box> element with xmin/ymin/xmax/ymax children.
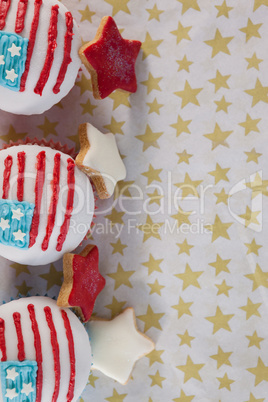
<box><xmin>13</xmin><ymin>312</ymin><xmax>25</xmax><ymax>362</ymax></box>
<box><xmin>34</xmin><ymin>5</ymin><xmax>59</xmax><ymax>96</ymax></box>
<box><xmin>41</xmin><ymin>153</ymin><xmax>61</xmax><ymax>251</ymax></box>
<box><xmin>15</xmin><ymin>0</ymin><xmax>29</xmax><ymax>33</ymax></box>
<box><xmin>61</xmin><ymin>310</ymin><xmax>75</xmax><ymax>401</ymax></box>
<box><xmin>53</xmin><ymin>11</ymin><xmax>73</xmax><ymax>94</ymax></box>
<box><xmin>2</xmin><ymin>155</ymin><xmax>13</xmax><ymax>199</ymax></box>
<box><xmin>17</xmin><ymin>151</ymin><xmax>26</xmax><ymax>202</ymax></box>
<box><xmin>29</xmin><ymin>151</ymin><xmax>46</xmax><ymax>248</ymax></box>
<box><xmin>0</xmin><ymin>0</ymin><xmax>11</xmax><ymax>30</ymax></box>
<box><xmin>28</xmin><ymin>304</ymin><xmax>43</xmax><ymax>402</ymax></box>
<box><xmin>44</xmin><ymin>306</ymin><xmax>60</xmax><ymax>402</ymax></box>
<box><xmin>20</xmin><ymin>0</ymin><xmax>42</xmax><ymax>92</ymax></box>
<box><xmin>0</xmin><ymin>318</ymin><xmax>7</xmax><ymax>362</ymax></box>
<box><xmin>56</xmin><ymin>158</ymin><xmax>75</xmax><ymax>252</ymax></box>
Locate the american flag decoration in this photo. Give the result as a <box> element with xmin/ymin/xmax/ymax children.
<box><xmin>0</xmin><ymin>0</ymin><xmax>74</xmax><ymax>95</ymax></box>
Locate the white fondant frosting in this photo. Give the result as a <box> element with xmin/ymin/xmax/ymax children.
<box><xmin>87</xmin><ymin>308</ymin><xmax>155</xmax><ymax>384</ymax></box>
<box><xmin>0</xmin><ymin>145</ymin><xmax>95</xmax><ymax>266</ymax></box>
<box><xmin>0</xmin><ymin>297</ymin><xmax>92</xmax><ymax>402</ymax></box>
<box><xmin>80</xmin><ymin>123</ymin><xmax>127</xmax><ymax>197</ymax></box>
<box><xmin>0</xmin><ymin>0</ymin><xmax>81</xmax><ymax>115</ymax></box>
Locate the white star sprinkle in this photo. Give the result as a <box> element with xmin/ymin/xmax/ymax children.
<box><xmin>0</xmin><ymin>55</ymin><xmax>4</xmax><ymax>65</ymax></box>
<box><xmin>6</xmin><ymin>368</ymin><xmax>19</xmax><ymax>381</ymax></box>
<box><xmin>11</xmin><ymin>208</ymin><xmax>24</xmax><ymax>220</ymax></box>
<box><xmin>13</xmin><ymin>229</ymin><xmax>26</xmax><ymax>242</ymax></box>
<box><xmin>5</xmin><ymin>69</ymin><xmax>18</xmax><ymax>83</ymax></box>
<box><xmin>8</xmin><ymin>43</ymin><xmax>21</xmax><ymax>57</ymax></box>
<box><xmin>0</xmin><ymin>218</ymin><xmax>10</xmax><ymax>230</ymax></box>
<box><xmin>21</xmin><ymin>382</ymin><xmax>34</xmax><ymax>396</ymax></box>
<box><xmin>5</xmin><ymin>388</ymin><xmax>18</xmax><ymax>400</ymax></box>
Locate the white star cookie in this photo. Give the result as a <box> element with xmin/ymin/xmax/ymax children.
<box><xmin>11</xmin><ymin>208</ymin><xmax>24</xmax><ymax>220</ymax></box>
<box><xmin>5</xmin><ymin>388</ymin><xmax>18</xmax><ymax>400</ymax></box>
<box><xmin>87</xmin><ymin>308</ymin><xmax>155</xmax><ymax>384</ymax></box>
<box><xmin>21</xmin><ymin>382</ymin><xmax>34</xmax><ymax>396</ymax></box>
<box><xmin>6</xmin><ymin>368</ymin><xmax>19</xmax><ymax>381</ymax></box>
<box><xmin>8</xmin><ymin>43</ymin><xmax>21</xmax><ymax>57</ymax></box>
<box><xmin>0</xmin><ymin>55</ymin><xmax>5</xmax><ymax>65</ymax></box>
<box><xmin>0</xmin><ymin>218</ymin><xmax>10</xmax><ymax>230</ymax></box>
<box><xmin>13</xmin><ymin>230</ymin><xmax>26</xmax><ymax>241</ymax></box>
<box><xmin>76</xmin><ymin>123</ymin><xmax>126</xmax><ymax>199</ymax></box>
<box><xmin>5</xmin><ymin>69</ymin><xmax>18</xmax><ymax>82</ymax></box>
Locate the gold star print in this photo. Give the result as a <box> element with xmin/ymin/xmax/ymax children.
<box><xmin>245</xmin><ymin>173</ymin><xmax>268</xmax><ymax>198</ymax></box>
<box><xmin>210</xmin><ymin>346</ymin><xmax>232</xmax><ymax>369</ymax></box>
<box><xmin>177</xmin><ymin>0</ymin><xmax>200</xmax><ymax>14</ymax></box>
<box><xmin>137</xmin><ymin>305</ymin><xmax>165</xmax><ymax>332</ymax></box>
<box><xmin>78</xmin><ymin>5</ymin><xmax>95</xmax><ymax>22</ymax></box>
<box><xmin>214</xmin><ymin>96</ymin><xmax>232</xmax><ymax>113</ymax></box>
<box><xmin>176</xmin><ymin>356</ymin><xmax>204</xmax><ymax>383</ymax></box>
<box><xmin>87</xmin><ymin>373</ymin><xmax>99</xmax><ymax>388</ymax></box>
<box><xmin>105</xmin><ymin>296</ymin><xmax>126</xmax><ymax>318</ymax></box>
<box><xmin>205</xmin><ymin>29</ymin><xmax>233</xmax><ymax>58</ymax></box>
<box><xmin>240</xmin><ymin>298</ymin><xmax>261</xmax><ymax>320</ymax></box>
<box><xmin>142</xmin><ymin>254</ymin><xmax>163</xmax><ymax>275</ymax></box>
<box><xmin>146</xmin><ymin>5</ymin><xmax>164</xmax><ymax>21</ymax></box>
<box><xmin>245</xmin><ymin>263</ymin><xmax>268</xmax><ymax>291</ymax></box>
<box><xmin>209</xmin><ymin>70</ymin><xmax>230</xmax><ymax>93</ymax></box>
<box><xmin>105</xmin><ymin>389</ymin><xmax>127</xmax><ymax>402</ymax></box>
<box><xmin>206</xmin><ymin>306</ymin><xmax>234</xmax><ymax>333</ymax></box>
<box><xmin>170</xmin><ymin>115</ymin><xmax>192</xmax><ymax>137</ymax></box>
<box><xmin>245</xmin><ymin>148</ymin><xmax>262</xmax><ymax>163</ymax></box>
<box><xmin>10</xmin><ymin>263</ymin><xmax>30</xmax><ymax>277</ymax></box>
<box><xmin>176</xmin><ymin>55</ymin><xmax>193</xmax><ymax>72</ymax></box>
<box><xmin>137</xmin><ymin>215</ymin><xmax>164</xmax><ymax>242</ymax></box>
<box><xmin>245</xmin><ymin>238</ymin><xmax>262</xmax><ymax>255</ymax></box>
<box><xmin>173</xmin><ymin>390</ymin><xmax>195</xmax><ymax>402</ymax></box>
<box><xmin>239</xmin><ymin>206</ymin><xmax>260</xmax><ymax>227</ymax></box>
<box><xmin>215</xmin><ymin>1</ymin><xmax>233</xmax><ymax>18</ymax></box>
<box><xmin>80</xmin><ymin>99</ymin><xmax>97</xmax><ymax>116</ymax></box>
<box><xmin>254</xmin><ymin>0</ymin><xmax>268</xmax><ymax>11</ymax></box>
<box><xmin>175</xmin><ymin>173</ymin><xmax>202</xmax><ymax>198</ymax></box>
<box><xmin>209</xmin><ymin>254</ymin><xmax>231</xmax><ymax>275</ymax></box>
<box><xmin>209</xmin><ymin>163</ymin><xmax>230</xmax><ymax>184</ymax></box>
<box><xmin>105</xmin><ymin>208</ymin><xmax>125</xmax><ymax>225</ymax></box>
<box><xmin>114</xmin><ymin>180</ymin><xmax>135</xmax><ymax>200</ymax></box>
<box><xmin>177</xmin><ymin>330</ymin><xmax>195</xmax><ymax>347</ymax></box>
<box><xmin>0</xmin><ymin>125</ymin><xmax>27</xmax><ymax>142</ymax></box>
<box><xmin>214</xmin><ymin>188</ymin><xmax>229</xmax><ymax>205</ymax></box>
<box><xmin>240</xmin><ymin>18</ymin><xmax>262</xmax><ymax>42</ymax></box>
<box><xmin>149</xmin><ymin>370</ymin><xmax>166</xmax><ymax>388</ymax></box>
<box><xmin>207</xmin><ymin>215</ymin><xmax>232</xmax><ymax>242</ymax></box>
<box><xmin>171</xmin><ymin>22</ymin><xmax>192</xmax><ymax>45</ymax></box>
<box><xmin>104</xmin><ymin>117</ymin><xmax>125</xmax><ymax>135</ymax></box>
<box><xmin>147</xmin><ymin>189</ymin><xmax>164</xmax><ymax>206</ymax></box>
<box><xmin>104</xmin><ymin>0</ymin><xmax>130</xmax><ymax>16</ymax></box>
<box><xmin>239</xmin><ymin>113</ymin><xmax>261</xmax><ymax>135</ymax></box>
<box><xmin>177</xmin><ymin>239</ymin><xmax>193</xmax><ymax>256</ymax></box>
<box><xmin>246</xmin><ymin>393</ymin><xmax>265</xmax><ymax>402</ymax></box>
<box><xmin>248</xmin><ymin>358</ymin><xmax>268</xmax><ymax>386</ymax></box>
<box><xmin>216</xmin><ymin>280</ymin><xmax>233</xmax><ymax>296</ymax></box>
<box><xmin>107</xmin><ymin>263</ymin><xmax>135</xmax><ymax>291</ymax></box>
<box><xmin>110</xmin><ymin>239</ymin><xmax>127</xmax><ymax>255</ymax></box>
<box><xmin>174</xmin><ymin>81</ymin><xmax>202</xmax><ymax>108</ymax></box>
<box><xmin>136</xmin><ymin>125</ymin><xmax>163</xmax><ymax>151</ymax></box>
<box><xmin>146</xmin><ymin>349</ymin><xmax>164</xmax><ymax>366</ymax></box>
<box><xmin>171</xmin><ymin>207</ymin><xmax>192</xmax><ymax>228</ymax></box>
<box><xmin>246</xmin><ymin>53</ymin><xmax>263</xmax><ymax>70</ymax></box>
<box><xmin>246</xmin><ymin>331</ymin><xmax>264</xmax><ymax>349</ymax></box>
<box><xmin>217</xmin><ymin>373</ymin><xmax>234</xmax><ymax>390</ymax></box>
<box><xmin>172</xmin><ymin>297</ymin><xmax>193</xmax><ymax>319</ymax></box>
<box><xmin>148</xmin><ymin>279</ymin><xmax>165</xmax><ymax>296</ymax></box>
<box><xmin>147</xmin><ymin>98</ymin><xmax>163</xmax><ymax>114</ymax></box>
<box><xmin>204</xmin><ymin>123</ymin><xmax>232</xmax><ymax>150</ymax></box>
<box><xmin>142</xmin><ymin>164</ymin><xmax>162</xmax><ymax>185</ymax></box>
<box><xmin>109</xmin><ymin>91</ymin><xmax>130</xmax><ymax>110</ymax></box>
<box><xmin>177</xmin><ymin>150</ymin><xmax>193</xmax><ymax>164</ymax></box>
<box><xmin>245</xmin><ymin>79</ymin><xmax>268</xmax><ymax>106</ymax></box>
<box><xmin>15</xmin><ymin>280</ymin><xmax>32</xmax><ymax>296</ymax></box>
<box><xmin>76</xmin><ymin>74</ymin><xmax>92</xmax><ymax>95</ymax></box>
<box><xmin>175</xmin><ymin>263</ymin><xmax>203</xmax><ymax>290</ymax></box>
<box><xmin>141</xmin><ymin>73</ymin><xmax>162</xmax><ymax>94</ymax></box>
<box><xmin>37</xmin><ymin>117</ymin><xmax>58</xmax><ymax>138</ymax></box>
<box><xmin>142</xmin><ymin>32</ymin><xmax>163</xmax><ymax>60</ymax></box>
<box><xmin>39</xmin><ymin>264</ymin><xmax>63</xmax><ymax>291</ymax></box>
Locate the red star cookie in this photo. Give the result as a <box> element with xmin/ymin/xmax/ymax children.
<box><xmin>79</xmin><ymin>16</ymin><xmax>141</xmax><ymax>99</ymax></box>
<box><xmin>57</xmin><ymin>245</ymin><xmax>106</xmax><ymax>322</ymax></box>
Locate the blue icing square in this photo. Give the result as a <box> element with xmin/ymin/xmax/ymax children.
<box><xmin>0</xmin><ymin>32</ymin><xmax>29</xmax><ymax>92</ymax></box>
<box><xmin>0</xmin><ymin>200</ymin><xmax>35</xmax><ymax>249</ymax></box>
<box><xmin>0</xmin><ymin>360</ymin><xmax>37</xmax><ymax>402</ymax></box>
